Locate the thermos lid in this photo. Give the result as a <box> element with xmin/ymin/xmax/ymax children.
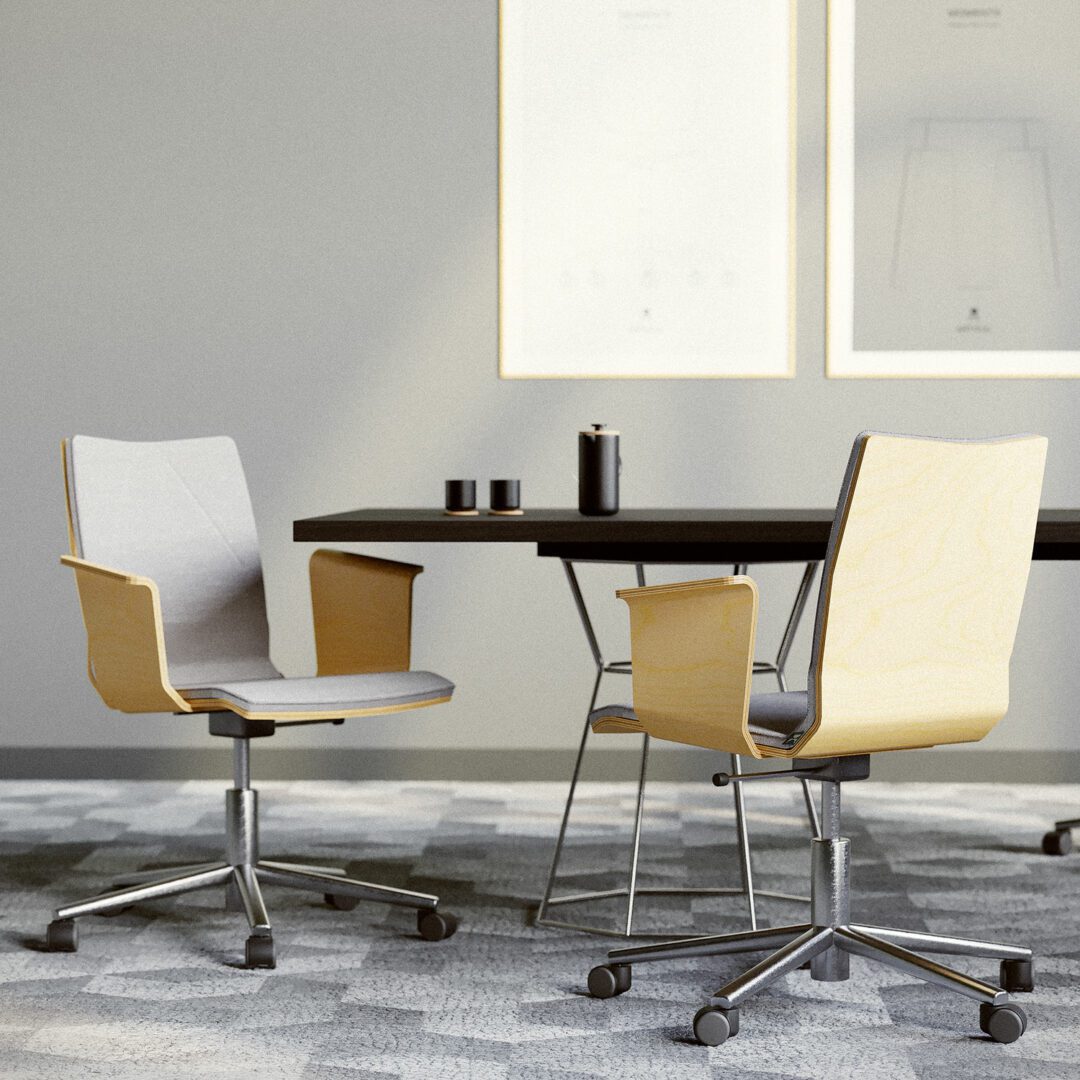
<box><xmin>580</xmin><ymin>423</ymin><xmax>620</xmax><ymax>436</ymax></box>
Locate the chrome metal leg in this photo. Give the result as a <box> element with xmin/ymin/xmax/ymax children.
<box><xmin>730</xmin><ymin>754</ymin><xmax>758</xmax><ymax>931</ymax></box>
<box><xmin>256</xmin><ymin>861</ymin><xmax>438</xmax><ymax>911</ymax></box>
<box><xmin>610</xmin><ymin>924</ymin><xmax>810</xmax><ymax>966</ymax></box>
<box><xmin>265</xmin><ymin>861</ymin><xmax>347</xmax><ymax>877</ymax></box>
<box><xmin>232</xmin><ymin>864</ymin><xmax>271</xmax><ymax>936</ymax></box>
<box><xmin>848</xmin><ymin>924</ymin><xmax>1032</xmax><ymax>961</ymax></box>
<box><xmin>111</xmin><ymin>861</ymin><xmax>222</xmax><ymax>887</ymax></box>
<box><xmin>623</xmin><ymin>733</ymin><xmax>650</xmax><ymax>936</ymax></box>
<box><xmin>836</xmin><ymin>927</ymin><xmax>1007</xmax><ymax>1005</ymax></box>
<box><xmin>541</xmin><ymin>558</ymin><xmax>824</xmax><ymax>937</ymax></box>
<box><xmin>799</xmin><ymin>780</ymin><xmax>822</xmax><ymax>839</ymax></box>
<box><xmin>535</xmin><ymin>665</ymin><xmax>603</xmax><ymax>928</ymax></box>
<box><xmin>711</xmin><ymin>926</ymin><xmax>834</xmax><ymax>1008</ymax></box>
<box><xmin>56</xmin><ymin>864</ymin><xmax>232</xmax><ymax>920</ymax></box>
<box><xmin>776</xmin><ymin>563</ymin><xmax>822</xmax><ymax>839</ymax></box>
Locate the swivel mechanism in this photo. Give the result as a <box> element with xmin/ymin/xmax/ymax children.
<box><xmin>46</xmin><ymin>731</ymin><xmax>458</xmax><ymax>968</ymax></box>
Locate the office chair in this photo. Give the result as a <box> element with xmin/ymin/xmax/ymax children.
<box><xmin>584</xmin><ymin>432</ymin><xmax>1046</xmax><ymax>1046</ymax></box>
<box><xmin>50</xmin><ymin>435</ymin><xmax>458</xmax><ymax>969</ymax></box>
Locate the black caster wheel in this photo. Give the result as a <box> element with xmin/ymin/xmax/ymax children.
<box><xmin>1001</xmin><ymin>959</ymin><xmax>1034</xmax><ymax>993</ymax></box>
<box><xmin>417</xmin><ymin>909</ymin><xmax>458</xmax><ymax>942</ymax></box>
<box><xmin>979</xmin><ymin>1002</ymin><xmax>1027</xmax><ymax>1044</ymax></box>
<box><xmin>693</xmin><ymin>1005</ymin><xmax>739</xmax><ymax>1046</ymax></box>
<box><xmin>45</xmin><ymin>919</ymin><xmax>78</xmax><ymax>953</ymax></box>
<box><xmin>324</xmin><ymin>893</ymin><xmax>361</xmax><ymax>912</ymax></box>
<box><xmin>587</xmin><ymin>964</ymin><xmax>632</xmax><ymax>999</ymax></box>
<box><xmin>245</xmin><ymin>934</ymin><xmax>276</xmax><ymax>969</ymax></box>
<box><xmin>1042</xmin><ymin>829</ymin><xmax>1072</xmax><ymax>856</ymax></box>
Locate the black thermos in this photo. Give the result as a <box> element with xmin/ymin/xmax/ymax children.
<box><xmin>578</xmin><ymin>424</ymin><xmax>620</xmax><ymax>516</ymax></box>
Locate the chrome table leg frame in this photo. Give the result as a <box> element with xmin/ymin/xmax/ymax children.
<box><xmin>46</xmin><ymin>736</ymin><xmax>458</xmax><ymax>967</ymax></box>
<box><xmin>538</xmin><ymin>559</ymin><xmax>820</xmax><ymax>938</ymax></box>
<box><xmin>587</xmin><ymin>778</ymin><xmax>1033</xmax><ymax>1046</ymax></box>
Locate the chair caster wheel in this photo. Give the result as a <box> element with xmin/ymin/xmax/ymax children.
<box><xmin>324</xmin><ymin>893</ymin><xmax>361</xmax><ymax>912</ymax></box>
<box><xmin>980</xmin><ymin>1002</ymin><xmax>1026</xmax><ymax>1044</ymax></box>
<box><xmin>693</xmin><ymin>1005</ymin><xmax>739</xmax><ymax>1046</ymax></box>
<box><xmin>1001</xmin><ymin>959</ymin><xmax>1034</xmax><ymax>993</ymax></box>
<box><xmin>587</xmin><ymin>963</ymin><xmax>632</xmax><ymax>999</ymax></box>
<box><xmin>417</xmin><ymin>910</ymin><xmax>458</xmax><ymax>941</ymax></box>
<box><xmin>245</xmin><ymin>934</ymin><xmax>276</xmax><ymax>969</ymax></box>
<box><xmin>1042</xmin><ymin>829</ymin><xmax>1071</xmax><ymax>856</ymax></box>
<box><xmin>46</xmin><ymin>919</ymin><xmax>78</xmax><ymax>952</ymax></box>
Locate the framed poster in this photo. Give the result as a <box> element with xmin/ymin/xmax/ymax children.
<box><xmin>827</xmin><ymin>0</ymin><xmax>1080</xmax><ymax>378</ymax></box>
<box><xmin>499</xmin><ymin>0</ymin><xmax>796</xmax><ymax>379</ymax></box>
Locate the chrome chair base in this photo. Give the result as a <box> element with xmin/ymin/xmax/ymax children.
<box><xmin>44</xmin><ymin>736</ymin><xmax>458</xmax><ymax>968</ymax></box>
<box><xmin>587</xmin><ymin>777</ymin><xmax>1033</xmax><ymax>1046</ymax></box>
<box><xmin>538</xmin><ymin>560</ymin><xmax>821</xmax><ymax>938</ymax></box>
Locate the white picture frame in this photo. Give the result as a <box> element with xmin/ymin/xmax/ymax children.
<box><xmin>827</xmin><ymin>0</ymin><xmax>1080</xmax><ymax>378</ymax></box>
<box><xmin>498</xmin><ymin>0</ymin><xmax>796</xmax><ymax>380</ymax></box>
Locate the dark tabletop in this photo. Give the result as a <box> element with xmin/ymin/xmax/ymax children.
<box><xmin>293</xmin><ymin>508</ymin><xmax>1080</xmax><ymax>563</ymax></box>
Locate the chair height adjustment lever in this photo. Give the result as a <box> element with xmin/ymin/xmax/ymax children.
<box><xmin>712</xmin><ymin>766</ymin><xmax>821</xmax><ymax>788</ymax></box>
<box><xmin>712</xmin><ymin>755</ymin><xmax>870</xmax><ymax>787</ymax></box>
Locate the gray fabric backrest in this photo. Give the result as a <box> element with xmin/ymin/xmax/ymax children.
<box><xmin>66</xmin><ymin>436</ymin><xmax>280</xmax><ymax>688</ymax></box>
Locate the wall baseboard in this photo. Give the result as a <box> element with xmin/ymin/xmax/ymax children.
<box><xmin>0</xmin><ymin>747</ymin><xmax>1077</xmax><ymax>783</ymax></box>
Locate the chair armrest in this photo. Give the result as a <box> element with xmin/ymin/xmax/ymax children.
<box><xmin>618</xmin><ymin>575</ymin><xmax>762</xmax><ymax>758</ymax></box>
<box><xmin>309</xmin><ymin>550</ymin><xmax>423</xmax><ymax>675</ymax></box>
<box><xmin>60</xmin><ymin>555</ymin><xmax>191</xmax><ymax>714</ymax></box>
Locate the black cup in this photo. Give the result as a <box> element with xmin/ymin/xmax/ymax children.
<box><xmin>445</xmin><ymin>479</ymin><xmax>477</xmax><ymax>512</ymax></box>
<box><xmin>490</xmin><ymin>479</ymin><xmax>521</xmax><ymax>512</ymax></box>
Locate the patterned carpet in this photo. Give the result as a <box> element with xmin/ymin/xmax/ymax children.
<box><xmin>1</xmin><ymin>778</ymin><xmax>1080</xmax><ymax>1079</ymax></box>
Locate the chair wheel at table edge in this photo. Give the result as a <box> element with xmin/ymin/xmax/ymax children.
<box><xmin>979</xmin><ymin>1002</ymin><xmax>1026</xmax><ymax>1043</ymax></box>
<box><xmin>324</xmin><ymin>893</ymin><xmax>361</xmax><ymax>912</ymax></box>
<box><xmin>46</xmin><ymin>919</ymin><xmax>78</xmax><ymax>952</ymax></box>
<box><xmin>693</xmin><ymin>1005</ymin><xmax>739</xmax><ymax>1046</ymax></box>
<box><xmin>1042</xmin><ymin>829</ymin><xmax>1072</xmax><ymax>856</ymax></box>
<box><xmin>587</xmin><ymin>963</ymin><xmax>632</xmax><ymax>999</ymax></box>
<box><xmin>245</xmin><ymin>934</ymin><xmax>276</xmax><ymax>969</ymax></box>
<box><xmin>417</xmin><ymin>910</ymin><xmax>458</xmax><ymax>941</ymax></box>
<box><xmin>1001</xmin><ymin>958</ymin><xmax>1034</xmax><ymax>993</ymax></box>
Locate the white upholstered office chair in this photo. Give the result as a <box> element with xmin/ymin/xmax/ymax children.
<box><xmin>51</xmin><ymin>435</ymin><xmax>458</xmax><ymax>968</ymax></box>
<box><xmin>585</xmin><ymin>432</ymin><xmax>1047</xmax><ymax>1046</ymax></box>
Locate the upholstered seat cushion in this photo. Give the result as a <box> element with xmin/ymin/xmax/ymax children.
<box><xmin>180</xmin><ymin>671</ymin><xmax>454</xmax><ymax>717</ymax></box>
<box><xmin>590</xmin><ymin>690</ymin><xmax>810</xmax><ymax>747</ymax></box>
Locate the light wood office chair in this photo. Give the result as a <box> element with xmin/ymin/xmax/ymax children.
<box><xmin>51</xmin><ymin>435</ymin><xmax>458</xmax><ymax>969</ymax></box>
<box><xmin>584</xmin><ymin>432</ymin><xmax>1047</xmax><ymax>1046</ymax></box>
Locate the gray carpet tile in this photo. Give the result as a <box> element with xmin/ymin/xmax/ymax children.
<box><xmin>0</xmin><ymin>779</ymin><xmax>1079</xmax><ymax>1079</ymax></box>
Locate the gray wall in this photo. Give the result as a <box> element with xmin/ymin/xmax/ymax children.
<box><xmin>3</xmin><ymin>1</ymin><xmax>1079</xmax><ymax>777</ymax></box>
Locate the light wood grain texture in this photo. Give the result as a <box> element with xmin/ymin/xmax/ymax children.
<box><xmin>790</xmin><ymin>433</ymin><xmax>1048</xmax><ymax>758</ymax></box>
<box><xmin>309</xmin><ymin>550</ymin><xmax>422</xmax><ymax>676</ymax></box>
<box><xmin>177</xmin><ymin>694</ymin><xmax>451</xmax><ymax>722</ymax></box>
<box><xmin>610</xmin><ymin>434</ymin><xmax>1047</xmax><ymax>761</ymax></box>
<box><xmin>611</xmin><ymin>576</ymin><xmax>762</xmax><ymax>758</ymax></box>
<box><xmin>60</xmin><ymin>556</ymin><xmax>193</xmax><ymax>714</ymax></box>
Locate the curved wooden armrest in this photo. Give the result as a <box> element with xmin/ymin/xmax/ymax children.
<box><xmin>60</xmin><ymin>555</ymin><xmax>191</xmax><ymax>714</ymax></box>
<box><xmin>309</xmin><ymin>550</ymin><xmax>423</xmax><ymax>675</ymax></box>
<box><xmin>618</xmin><ymin>575</ymin><xmax>762</xmax><ymax>758</ymax></box>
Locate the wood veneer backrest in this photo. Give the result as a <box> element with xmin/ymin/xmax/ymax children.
<box><xmin>796</xmin><ymin>433</ymin><xmax>1047</xmax><ymax>758</ymax></box>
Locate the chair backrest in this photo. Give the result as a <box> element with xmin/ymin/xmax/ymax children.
<box><xmin>796</xmin><ymin>432</ymin><xmax>1047</xmax><ymax>758</ymax></box>
<box><xmin>64</xmin><ymin>436</ymin><xmax>279</xmax><ymax>688</ymax></box>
